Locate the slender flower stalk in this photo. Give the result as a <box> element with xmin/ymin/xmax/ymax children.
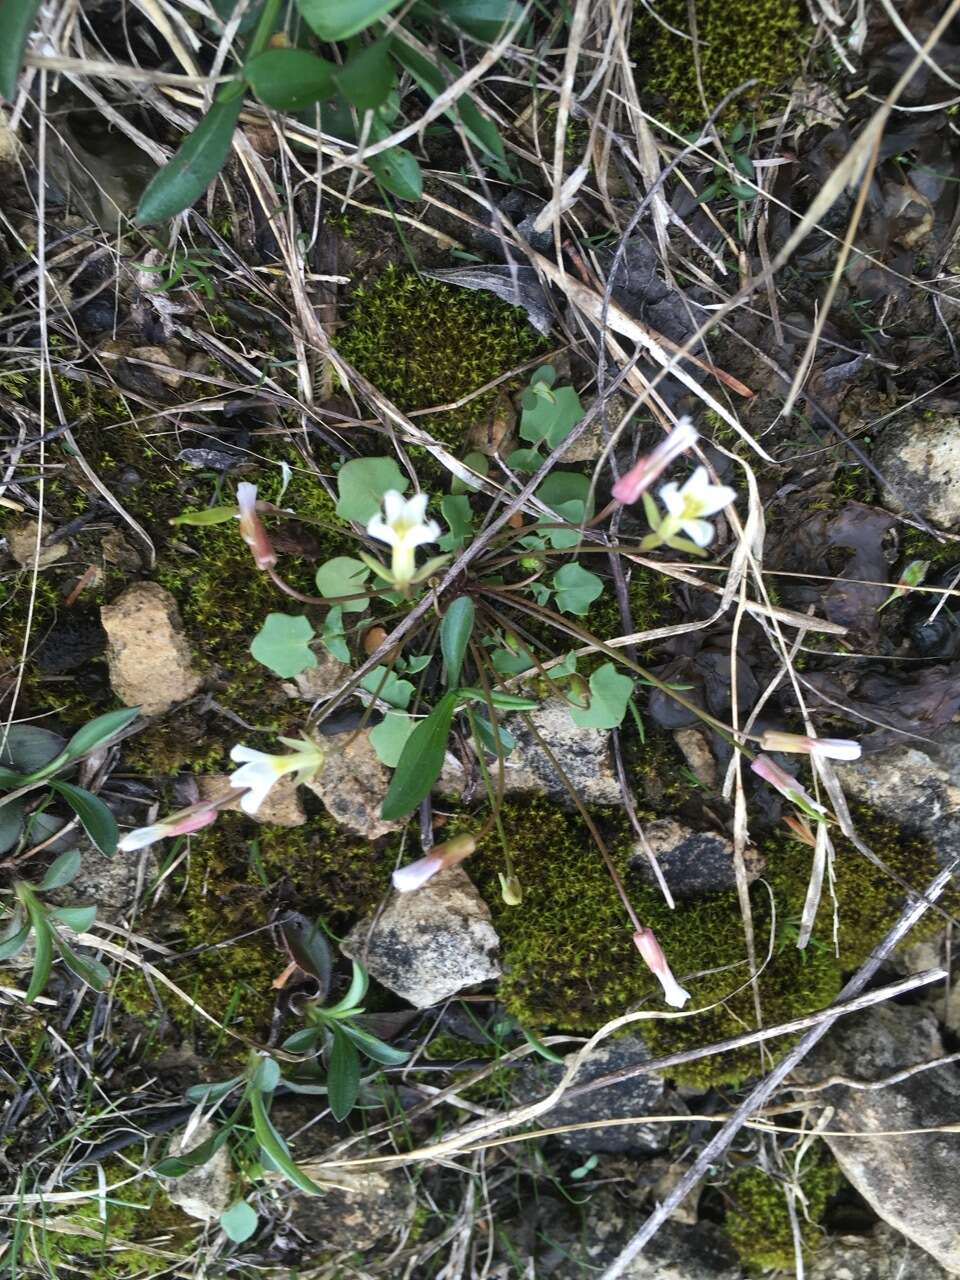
<box><xmin>365</xmin><ymin>491</ymin><xmax>441</xmax><ymax>592</ymax></box>
<box><xmin>118</xmin><ymin>803</ymin><xmax>220</xmax><ymax>852</ymax></box>
<box><xmin>392</xmin><ymin>834</ymin><xmax>476</xmax><ymax>893</ymax></box>
<box><xmin>633</xmin><ymin>928</ymin><xmax>690</xmax><ymax>1009</ymax></box>
<box><xmin>236</xmin><ymin>482</ymin><xmax>277</xmax><ymax>571</ymax></box>
<box><xmin>759</xmin><ymin>731</ymin><xmax>861</xmax><ymax>762</ymax></box>
<box><xmin>751</xmin><ymin>754</ymin><xmax>828</xmax><ymax>819</ymax></box>
<box><xmin>229</xmin><ymin>737</ymin><xmax>326</xmax><ymax>816</ymax></box>
<box><xmin>612</xmin><ymin>418</ymin><xmax>698</xmax><ymax>505</ymax></box>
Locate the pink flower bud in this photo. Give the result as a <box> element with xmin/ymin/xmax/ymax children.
<box><xmin>750</xmin><ymin>754</ymin><xmax>828</xmax><ymax>818</ymax></box>
<box><xmin>611</xmin><ymin>419</ymin><xmax>698</xmax><ymax>505</ymax></box>
<box><xmin>392</xmin><ymin>834</ymin><xmax>476</xmax><ymax>893</ymax></box>
<box><xmin>118</xmin><ymin>804</ymin><xmax>219</xmax><ymax>852</ymax></box>
<box><xmin>633</xmin><ymin>927</ymin><xmax>690</xmax><ymax>1008</ymax></box>
<box><xmin>759</xmin><ymin>731</ymin><xmax>860</xmax><ymax>762</ymax></box>
<box><xmin>236</xmin><ymin>482</ymin><xmax>277</xmax><ymax>571</ymax></box>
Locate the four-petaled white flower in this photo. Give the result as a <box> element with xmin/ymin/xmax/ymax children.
<box><xmin>229</xmin><ymin>737</ymin><xmax>326</xmax><ymax>816</ymax></box>
<box><xmin>658</xmin><ymin>466</ymin><xmax>737</xmax><ymax>548</ymax></box>
<box><xmin>366</xmin><ymin>491</ymin><xmax>441</xmax><ymax>590</ymax></box>
<box><xmin>118</xmin><ymin>804</ymin><xmax>220</xmax><ymax>852</ymax></box>
<box><xmin>633</xmin><ymin>927</ymin><xmax>690</xmax><ymax>1009</ymax></box>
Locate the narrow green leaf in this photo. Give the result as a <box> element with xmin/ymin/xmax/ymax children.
<box><xmin>221</xmin><ymin>1200</ymin><xmax>258</xmax><ymax>1243</ymax></box>
<box><xmin>281</xmin><ymin>1026</ymin><xmax>323</xmax><ymax>1053</ymax></box>
<box><xmin>60</xmin><ymin>707</ymin><xmax>140</xmax><ymax>767</ymax></box>
<box><xmin>171</xmin><ymin>505</ymin><xmax>237</xmax><ymax>526</ymax></box>
<box><xmin>520</xmin><ymin>1024</ymin><xmax>565</xmax><ymax>1064</ymax></box>
<box><xmin>343</xmin><ymin>1021</ymin><xmax>410</xmax><ymax>1065</ymax></box>
<box><xmin>250</xmin><ymin>1088</ymin><xmax>323</xmax><ymax>1194</ymax></box>
<box><xmin>37</xmin><ymin>849</ymin><xmax>82</xmax><ymax>892</ymax></box>
<box><xmin>381</xmin><ymin>692</ymin><xmax>458</xmax><ymax>820</ymax></box>
<box><xmin>297</xmin><ymin>0</ymin><xmax>403</xmax><ymax>41</ymax></box>
<box><xmin>184</xmin><ymin>1077</ymin><xmax>244</xmax><ymax>1105</ymax></box>
<box><xmin>155</xmin><ymin>1122</ymin><xmax>233</xmax><ymax>1177</ymax></box>
<box><xmin>48</xmin><ymin>781</ymin><xmax>118</xmax><ymax>856</ymax></box>
<box><xmin>0</xmin><ymin>922</ymin><xmax>31</xmax><ymax>963</ymax></box>
<box><xmin>137</xmin><ymin>94</ymin><xmax>242</xmax><ymax>225</ymax></box>
<box><xmin>54</xmin><ymin>938</ymin><xmax>110</xmax><ymax>991</ymax></box>
<box><xmin>0</xmin><ymin>795</ymin><xmax>25</xmax><ymax>855</ymax></box>
<box><xmin>280</xmin><ymin>913</ymin><xmax>333</xmax><ymax>997</ymax></box>
<box><xmin>329</xmin><ymin>958</ymin><xmax>368</xmax><ymax>1014</ymax></box>
<box><xmin>391</xmin><ymin>38</ymin><xmax>506</xmax><ymax>167</ymax></box>
<box><xmin>440</xmin><ymin>596</ymin><xmax>474</xmax><ymax>688</ymax></box>
<box><xmin>335</xmin><ymin>38</ymin><xmax>394</xmax><ymax>110</ymax></box>
<box><xmin>368</xmin><ymin>145</ymin><xmax>423</xmax><ymax>201</ymax></box>
<box><xmin>435</xmin><ymin>0</ymin><xmax>525</xmax><ymax>40</ymax></box>
<box><xmin>328</xmin><ymin>1027</ymin><xmax>361</xmax><ymax>1121</ymax></box>
<box><xmin>0</xmin><ymin>0</ymin><xmax>42</xmax><ymax>101</ymax></box>
<box><xmin>246</xmin><ymin>48</ymin><xmax>336</xmax><ymax>110</ymax></box>
<box><xmin>25</xmin><ymin>913</ymin><xmax>53</xmax><ymax>1004</ymax></box>
<box><xmin>49</xmin><ymin>904</ymin><xmax>97</xmax><ymax>932</ymax></box>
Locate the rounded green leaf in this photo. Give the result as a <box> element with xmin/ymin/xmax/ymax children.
<box><xmin>0</xmin><ymin>725</ymin><xmax>67</xmax><ymax>777</ymax></box>
<box><xmin>369</xmin><ymin>710</ymin><xmax>415</xmax><ymax>767</ymax></box>
<box><xmin>246</xmin><ymin>48</ymin><xmax>336</xmax><ymax>110</ymax></box>
<box><xmin>250</xmin><ymin>613</ymin><xmax>317</xmax><ymax>678</ymax></box>
<box><xmin>335</xmin><ymin>457</ymin><xmax>407</xmax><ymax>524</ymax></box>
<box><xmin>221</xmin><ymin>1201</ymin><xmax>258</xmax><ymax>1244</ymax></box>
<box><xmin>335</xmin><ymin>38</ymin><xmax>394</xmax><ymax>110</ymax></box>
<box><xmin>315</xmin><ymin>557</ymin><xmax>371</xmax><ymax>613</ymax></box>
<box><xmin>38</xmin><ymin>848</ymin><xmax>82</xmax><ymax>892</ymax></box>
<box><xmin>568</xmin><ymin>663</ymin><xmax>634</xmax><ymax>730</ymax></box>
<box><xmin>552</xmin><ymin>563</ymin><xmax>604</xmax><ymax>616</ymax></box>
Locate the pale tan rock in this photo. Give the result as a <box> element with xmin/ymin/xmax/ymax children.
<box><xmin>282</xmin><ymin>648</ymin><xmax>351</xmax><ymax>701</ymax></box>
<box><xmin>197</xmin><ymin>773</ymin><xmax>305</xmax><ymax>827</ymax></box>
<box><xmin>127</xmin><ymin>344</ymin><xmax>186</xmax><ymax>389</ymax></box>
<box><xmin>101</xmin><ymin>582</ymin><xmax>203</xmax><ymax>715</ymax></box>
<box><xmin>305</xmin><ymin>730</ymin><xmax>398</xmax><ymax>839</ymax></box>
<box><xmin>5</xmin><ymin>518</ymin><xmax>69</xmax><ymax>568</ymax></box>
<box><xmin>165</xmin><ymin>1121</ymin><xmax>233</xmax><ymax>1222</ymax></box>
<box><xmin>673</xmin><ymin>727</ymin><xmax>718</xmax><ymax>790</ymax></box>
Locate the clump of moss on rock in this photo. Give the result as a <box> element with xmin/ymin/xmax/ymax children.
<box><xmin>337</xmin><ymin>265</ymin><xmax>546</xmax><ymax>448</ymax></box>
<box><xmin>634</xmin><ymin>0</ymin><xmax>805</xmax><ymax>129</ymax></box>
<box><xmin>472</xmin><ymin>799</ymin><xmax>951</xmax><ymax>1087</ymax></box>
<box><xmin>725</xmin><ymin>1153</ymin><xmax>841</xmax><ymax>1271</ymax></box>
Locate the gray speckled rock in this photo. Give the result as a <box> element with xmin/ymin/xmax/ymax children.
<box><xmin>836</xmin><ymin>725</ymin><xmax>960</xmax><ymax>868</ymax></box>
<box><xmin>632</xmin><ymin>818</ymin><xmax>763</xmax><ymax>899</ymax></box>
<box><xmin>874</xmin><ymin>415</ymin><xmax>960</xmax><ymax>527</ymax></box>
<box><xmin>164</xmin><ymin>1122</ymin><xmax>232</xmax><ymax>1222</ymax></box>
<box><xmin>809</xmin><ymin>1224</ymin><xmax>956</xmax><ymax>1280</ymax></box>
<box><xmin>342</xmin><ymin>868</ymin><xmax>500</xmax><ymax>1008</ymax></box>
<box><xmin>440</xmin><ymin>696</ymin><xmax>620</xmax><ymax>806</ymax></box>
<box><xmin>516</xmin><ymin>1033</ymin><xmax>669</xmax><ymax>1155</ymax></box>
<box><xmin>305</xmin><ymin>729</ymin><xmax>399</xmax><ymax>839</ymax></box>
<box><xmin>797</xmin><ymin>1005</ymin><xmax>960</xmax><ymax>1274</ymax></box>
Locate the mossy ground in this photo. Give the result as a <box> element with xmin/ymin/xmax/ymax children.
<box><xmin>469</xmin><ymin>799</ymin><xmax>954</xmax><ymax>1087</ymax></box>
<box><xmin>634</xmin><ymin>0</ymin><xmax>806</xmax><ymax>130</ymax></box>
<box><xmin>725</xmin><ymin>1153</ymin><xmax>841</xmax><ymax>1271</ymax></box>
<box><xmin>337</xmin><ymin>265</ymin><xmax>547</xmax><ymax>451</ymax></box>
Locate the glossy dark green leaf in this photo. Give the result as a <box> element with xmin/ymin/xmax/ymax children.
<box><xmin>391</xmin><ymin>38</ymin><xmax>506</xmax><ymax>167</ymax></box>
<box><xmin>137</xmin><ymin>93</ymin><xmax>242</xmax><ymax>225</ymax></box>
<box><xmin>381</xmin><ymin>691</ymin><xmax>458</xmax><ymax>820</ymax></box>
<box><xmin>246</xmin><ymin>48</ymin><xmax>336</xmax><ymax>110</ymax></box>
<box><xmin>335</xmin><ymin>38</ymin><xmax>394</xmax><ymax>110</ymax></box>
<box><xmin>328</xmin><ymin>1026</ymin><xmax>361</xmax><ymax>1120</ymax></box>
<box><xmin>297</xmin><ymin>0</ymin><xmax>403</xmax><ymax>41</ymax></box>
<box><xmin>0</xmin><ymin>0</ymin><xmax>42</xmax><ymax>101</ymax></box>
<box><xmin>0</xmin><ymin>725</ymin><xmax>67</xmax><ymax>777</ymax></box>
<box><xmin>38</xmin><ymin>848</ymin><xmax>82</xmax><ymax>891</ymax></box>
<box><xmin>435</xmin><ymin>0</ymin><xmax>525</xmax><ymax>39</ymax></box>
<box><xmin>48</xmin><ymin>781</ymin><xmax>118</xmax><ymax>856</ymax></box>
<box><xmin>440</xmin><ymin>596</ymin><xmax>474</xmax><ymax>688</ymax></box>
<box><xmin>155</xmin><ymin>1122</ymin><xmax>234</xmax><ymax>1177</ymax></box>
<box><xmin>59</xmin><ymin>707</ymin><xmax>140</xmax><ymax>769</ymax></box>
<box><xmin>280</xmin><ymin>912</ymin><xmax>333</xmax><ymax>998</ymax></box>
<box><xmin>250</xmin><ymin>1087</ymin><xmax>323</xmax><ymax>1194</ymax></box>
<box><xmin>368</xmin><ymin>144</ymin><xmax>423</xmax><ymax>201</ymax></box>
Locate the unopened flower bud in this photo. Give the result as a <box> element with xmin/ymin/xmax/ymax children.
<box><xmin>633</xmin><ymin>927</ymin><xmax>690</xmax><ymax>1009</ymax></box>
<box><xmin>498</xmin><ymin>872</ymin><xmax>522</xmax><ymax>905</ymax></box>
<box><xmin>392</xmin><ymin>834</ymin><xmax>476</xmax><ymax>893</ymax></box>
<box><xmin>612</xmin><ymin>419</ymin><xmax>698</xmax><ymax>505</ymax></box>
<box><xmin>759</xmin><ymin>731</ymin><xmax>860</xmax><ymax>762</ymax></box>
<box><xmin>236</xmin><ymin>482</ymin><xmax>277</xmax><ymax>571</ymax></box>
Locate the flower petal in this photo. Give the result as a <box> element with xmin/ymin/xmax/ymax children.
<box><xmin>683</xmin><ymin>517</ymin><xmax>716</xmax><ymax>547</ymax></box>
<box><xmin>382</xmin><ymin>490</ymin><xmax>407</xmax><ymax>524</ymax></box>
<box><xmin>659</xmin><ymin>481</ymin><xmax>684</xmax><ymax>517</ymax></box>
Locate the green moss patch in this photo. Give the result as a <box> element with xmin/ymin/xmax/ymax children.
<box><xmin>726</xmin><ymin>1154</ymin><xmax>841</xmax><ymax>1271</ymax></box>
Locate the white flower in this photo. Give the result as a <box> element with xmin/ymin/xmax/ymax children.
<box><xmin>229</xmin><ymin>737</ymin><xmax>325</xmax><ymax>816</ymax></box>
<box><xmin>658</xmin><ymin>466</ymin><xmax>737</xmax><ymax>548</ymax></box>
<box><xmin>366</xmin><ymin>491</ymin><xmax>440</xmax><ymax>589</ymax></box>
